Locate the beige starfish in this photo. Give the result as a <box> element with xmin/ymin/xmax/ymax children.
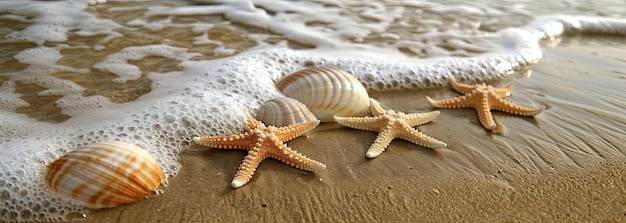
<box><xmin>334</xmin><ymin>98</ymin><xmax>447</xmax><ymax>158</ymax></box>
<box><xmin>193</xmin><ymin>109</ymin><xmax>326</xmax><ymax>188</ymax></box>
<box><xmin>427</xmin><ymin>77</ymin><xmax>544</xmax><ymax>130</ymax></box>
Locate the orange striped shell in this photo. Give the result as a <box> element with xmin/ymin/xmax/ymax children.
<box><xmin>45</xmin><ymin>141</ymin><xmax>165</xmax><ymax>209</ymax></box>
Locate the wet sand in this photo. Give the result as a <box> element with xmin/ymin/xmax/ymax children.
<box><xmin>85</xmin><ymin>37</ymin><xmax>626</xmax><ymax>222</ymax></box>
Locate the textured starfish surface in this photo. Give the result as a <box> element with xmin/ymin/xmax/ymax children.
<box><xmin>193</xmin><ymin>109</ymin><xmax>326</xmax><ymax>188</ymax></box>
<box><xmin>334</xmin><ymin>98</ymin><xmax>447</xmax><ymax>158</ymax></box>
<box><xmin>427</xmin><ymin>77</ymin><xmax>545</xmax><ymax>130</ymax></box>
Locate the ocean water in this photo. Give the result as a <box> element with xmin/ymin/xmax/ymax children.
<box><xmin>0</xmin><ymin>0</ymin><xmax>625</xmax><ymax>221</ymax></box>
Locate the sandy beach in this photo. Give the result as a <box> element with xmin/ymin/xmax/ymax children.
<box><xmin>81</xmin><ymin>36</ymin><xmax>626</xmax><ymax>222</ymax></box>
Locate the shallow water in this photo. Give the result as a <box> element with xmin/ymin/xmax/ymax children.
<box><xmin>0</xmin><ymin>0</ymin><xmax>625</xmax><ymax>221</ymax></box>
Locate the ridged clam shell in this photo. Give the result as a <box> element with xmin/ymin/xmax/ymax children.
<box><xmin>45</xmin><ymin>141</ymin><xmax>165</xmax><ymax>209</ymax></box>
<box><xmin>275</xmin><ymin>67</ymin><xmax>370</xmax><ymax>122</ymax></box>
<box><xmin>256</xmin><ymin>97</ymin><xmax>318</xmax><ymax>127</ymax></box>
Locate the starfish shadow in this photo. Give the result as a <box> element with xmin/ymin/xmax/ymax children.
<box><xmin>338</xmin><ymin>130</ymin><xmax>378</xmax><ymax>166</ymax></box>
<box><xmin>315</xmin><ymin>123</ymin><xmax>374</xmax><ymax>165</ymax></box>
<box><xmin>181</xmin><ymin>145</ymin><xmax>247</xmax><ymax>195</ymax></box>
<box><xmin>362</xmin><ymin>139</ymin><xmax>444</xmax><ymax>164</ymax></box>
<box><xmin>313</xmin><ymin>122</ymin><xmax>346</xmax><ymax>132</ymax></box>
<box><xmin>488</xmin><ymin>111</ymin><xmax>545</xmax><ymax>136</ymax></box>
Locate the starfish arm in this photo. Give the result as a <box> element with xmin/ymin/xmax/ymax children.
<box><xmin>193</xmin><ymin>133</ymin><xmax>256</xmax><ymax>149</ymax></box>
<box><xmin>476</xmin><ymin>95</ymin><xmax>497</xmax><ymax>130</ymax></box>
<box><xmin>449</xmin><ymin>77</ymin><xmax>477</xmax><ymax>94</ymax></box>
<box><xmin>334</xmin><ymin>116</ymin><xmax>388</xmax><ymax>132</ymax></box>
<box><xmin>492</xmin><ymin>84</ymin><xmax>513</xmax><ymax>98</ymax></box>
<box><xmin>244</xmin><ymin>108</ymin><xmax>260</xmax><ymax>131</ymax></box>
<box><xmin>397</xmin><ymin>124</ymin><xmax>447</xmax><ymax>149</ymax></box>
<box><xmin>275</xmin><ymin>120</ymin><xmax>320</xmax><ymax>142</ymax></box>
<box><xmin>268</xmin><ymin>144</ymin><xmax>326</xmax><ymax>172</ymax></box>
<box><xmin>231</xmin><ymin>150</ymin><xmax>266</xmax><ymax>188</ymax></box>
<box><xmin>491</xmin><ymin>96</ymin><xmax>545</xmax><ymax>116</ymax></box>
<box><xmin>366</xmin><ymin>127</ymin><xmax>396</xmax><ymax>158</ymax></box>
<box><xmin>369</xmin><ymin>98</ymin><xmax>386</xmax><ymax>116</ymax></box>
<box><xmin>427</xmin><ymin>94</ymin><xmax>475</xmax><ymax>109</ymax></box>
<box><xmin>403</xmin><ymin>111</ymin><xmax>440</xmax><ymax>126</ymax></box>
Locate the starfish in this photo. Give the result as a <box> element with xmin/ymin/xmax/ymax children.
<box><xmin>427</xmin><ymin>77</ymin><xmax>544</xmax><ymax>130</ymax></box>
<box><xmin>193</xmin><ymin>109</ymin><xmax>326</xmax><ymax>188</ymax></box>
<box><xmin>334</xmin><ymin>98</ymin><xmax>447</xmax><ymax>158</ymax></box>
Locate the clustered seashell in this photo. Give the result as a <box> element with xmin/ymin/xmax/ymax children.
<box><xmin>275</xmin><ymin>67</ymin><xmax>370</xmax><ymax>122</ymax></box>
<box><xmin>256</xmin><ymin>97</ymin><xmax>318</xmax><ymax>127</ymax></box>
<box><xmin>45</xmin><ymin>141</ymin><xmax>165</xmax><ymax>209</ymax></box>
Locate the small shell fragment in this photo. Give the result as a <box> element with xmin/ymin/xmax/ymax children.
<box><xmin>275</xmin><ymin>67</ymin><xmax>370</xmax><ymax>122</ymax></box>
<box><xmin>45</xmin><ymin>141</ymin><xmax>165</xmax><ymax>209</ymax></box>
<box><xmin>255</xmin><ymin>97</ymin><xmax>318</xmax><ymax>127</ymax></box>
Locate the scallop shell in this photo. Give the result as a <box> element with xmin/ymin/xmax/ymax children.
<box><xmin>256</xmin><ymin>97</ymin><xmax>318</xmax><ymax>127</ymax></box>
<box><xmin>45</xmin><ymin>141</ymin><xmax>165</xmax><ymax>209</ymax></box>
<box><xmin>275</xmin><ymin>67</ymin><xmax>370</xmax><ymax>122</ymax></box>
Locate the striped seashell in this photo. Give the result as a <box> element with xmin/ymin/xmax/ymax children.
<box><xmin>275</xmin><ymin>67</ymin><xmax>370</xmax><ymax>122</ymax></box>
<box><xmin>255</xmin><ymin>97</ymin><xmax>318</xmax><ymax>127</ymax></box>
<box><xmin>45</xmin><ymin>141</ymin><xmax>165</xmax><ymax>209</ymax></box>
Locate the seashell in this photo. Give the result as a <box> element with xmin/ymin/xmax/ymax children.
<box><xmin>255</xmin><ymin>97</ymin><xmax>318</xmax><ymax>127</ymax></box>
<box><xmin>275</xmin><ymin>67</ymin><xmax>370</xmax><ymax>122</ymax></box>
<box><xmin>45</xmin><ymin>141</ymin><xmax>165</xmax><ymax>209</ymax></box>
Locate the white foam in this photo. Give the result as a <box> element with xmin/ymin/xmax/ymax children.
<box><xmin>0</xmin><ymin>0</ymin><xmax>624</xmax><ymax>221</ymax></box>
<box><xmin>0</xmin><ymin>0</ymin><xmax>120</xmax><ymax>46</ymax></box>
<box><xmin>93</xmin><ymin>45</ymin><xmax>198</xmax><ymax>83</ymax></box>
<box><xmin>0</xmin><ymin>81</ymin><xmax>29</xmax><ymax>111</ymax></box>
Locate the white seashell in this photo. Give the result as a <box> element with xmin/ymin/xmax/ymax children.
<box><xmin>275</xmin><ymin>67</ymin><xmax>370</xmax><ymax>122</ymax></box>
<box><xmin>255</xmin><ymin>97</ymin><xmax>318</xmax><ymax>127</ymax></box>
<box><xmin>45</xmin><ymin>141</ymin><xmax>165</xmax><ymax>209</ymax></box>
